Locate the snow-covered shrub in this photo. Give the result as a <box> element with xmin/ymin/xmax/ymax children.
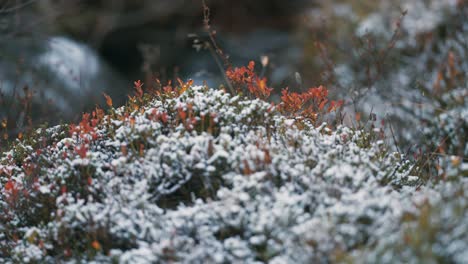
<box><xmin>354</xmin><ymin>0</ymin><xmax>467</xmax><ymax>154</ymax></box>
<box><xmin>0</xmin><ymin>83</ymin><xmax>423</xmax><ymax>262</ymax></box>
<box><xmin>303</xmin><ymin>0</ymin><xmax>467</xmax><ymax>158</ymax></box>
<box><xmin>360</xmin><ymin>176</ymin><xmax>468</xmax><ymax>263</ymax></box>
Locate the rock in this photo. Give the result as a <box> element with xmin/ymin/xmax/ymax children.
<box><xmin>0</xmin><ymin>36</ymin><xmax>127</xmax><ymax>133</ymax></box>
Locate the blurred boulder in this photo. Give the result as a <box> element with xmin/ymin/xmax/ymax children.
<box><xmin>38</xmin><ymin>0</ymin><xmax>312</xmax><ymax>87</ymax></box>
<box><xmin>0</xmin><ymin>36</ymin><xmax>127</xmax><ymax>134</ymax></box>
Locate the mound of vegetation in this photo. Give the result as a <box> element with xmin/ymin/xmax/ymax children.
<box><xmin>1</xmin><ymin>1</ymin><xmax>467</xmax><ymax>263</ymax></box>
<box><xmin>0</xmin><ymin>76</ymin><xmax>466</xmax><ymax>263</ymax></box>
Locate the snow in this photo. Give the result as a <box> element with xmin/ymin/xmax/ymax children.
<box><xmin>1</xmin><ymin>1</ymin><xmax>467</xmax><ymax>259</ymax></box>
<box><xmin>8</xmin><ymin>83</ymin><xmax>452</xmax><ymax>263</ymax></box>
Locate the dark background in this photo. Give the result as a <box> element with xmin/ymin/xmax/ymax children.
<box><xmin>1</xmin><ymin>0</ymin><xmax>324</xmax><ymax>130</ymax></box>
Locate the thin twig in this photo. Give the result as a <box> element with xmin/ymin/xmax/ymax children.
<box><xmin>201</xmin><ymin>0</ymin><xmax>234</xmax><ymax>94</ymax></box>
<box><xmin>387</xmin><ymin>118</ymin><xmax>401</xmax><ymax>154</ymax></box>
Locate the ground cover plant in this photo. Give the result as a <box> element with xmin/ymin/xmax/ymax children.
<box><xmin>0</xmin><ymin>73</ymin><xmax>466</xmax><ymax>262</ymax></box>
<box><xmin>1</xmin><ymin>0</ymin><xmax>467</xmax><ymax>263</ymax></box>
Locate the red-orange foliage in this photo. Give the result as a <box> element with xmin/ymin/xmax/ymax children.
<box><xmin>74</xmin><ymin>144</ymin><xmax>88</xmax><ymax>159</ymax></box>
<box><xmin>4</xmin><ymin>180</ymin><xmax>16</xmax><ymax>193</ymax></box>
<box><xmin>69</xmin><ymin>111</ymin><xmax>103</xmax><ymax>158</ymax></box>
<box><xmin>227</xmin><ymin>61</ymin><xmax>343</xmax><ymax>125</ymax></box>
<box><xmin>176</xmin><ymin>104</ymin><xmax>199</xmax><ymax>132</ymax></box>
<box><xmin>226</xmin><ymin>61</ymin><xmax>273</xmax><ymax>99</ymax></box>
<box><xmin>162</xmin><ymin>80</ymin><xmax>175</xmax><ymax>95</ymax></box>
<box><xmin>177</xmin><ymin>78</ymin><xmax>194</xmax><ymax>95</ymax></box>
<box><xmin>280</xmin><ymin>88</ymin><xmax>304</xmax><ymax>112</ymax></box>
<box><xmin>148</xmin><ymin>109</ymin><xmax>169</xmax><ymax>124</ymax></box>
<box><xmin>134</xmin><ymin>80</ymin><xmax>144</xmax><ymax>98</ymax></box>
<box><xmin>103</xmin><ymin>93</ymin><xmax>113</xmax><ymax>108</ymax></box>
<box><xmin>280</xmin><ymin>86</ymin><xmax>343</xmax><ymax>123</ymax></box>
<box><xmin>4</xmin><ymin>180</ymin><xmax>21</xmax><ymax>205</ymax></box>
<box><xmin>69</xmin><ymin>111</ymin><xmax>102</xmax><ymax>143</ymax></box>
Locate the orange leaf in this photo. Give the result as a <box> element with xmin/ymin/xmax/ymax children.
<box><xmin>102</xmin><ymin>93</ymin><xmax>113</xmax><ymax>107</ymax></box>
<box><xmin>91</xmin><ymin>240</ymin><xmax>101</xmax><ymax>250</ymax></box>
<box><xmin>178</xmin><ymin>108</ymin><xmax>187</xmax><ymax>120</ymax></box>
<box><xmin>355</xmin><ymin>112</ymin><xmax>361</xmax><ymax>122</ymax></box>
<box><xmin>318</xmin><ymin>99</ymin><xmax>328</xmax><ymax>110</ymax></box>
<box><xmin>5</xmin><ymin>180</ymin><xmax>15</xmax><ymax>192</ymax></box>
<box><xmin>179</xmin><ymin>79</ymin><xmax>193</xmax><ymax>95</ymax></box>
<box><xmin>328</xmin><ymin>100</ymin><xmax>344</xmax><ymax>112</ymax></box>
<box><xmin>177</xmin><ymin>78</ymin><xmax>184</xmax><ymax>87</ymax></box>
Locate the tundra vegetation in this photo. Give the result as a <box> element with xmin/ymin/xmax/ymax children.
<box><xmin>0</xmin><ymin>0</ymin><xmax>467</xmax><ymax>263</ymax></box>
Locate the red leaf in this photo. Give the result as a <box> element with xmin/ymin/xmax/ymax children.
<box><xmin>319</xmin><ymin>99</ymin><xmax>328</xmax><ymax>110</ymax></box>
<box><xmin>134</xmin><ymin>80</ymin><xmax>144</xmax><ymax>97</ymax></box>
<box><xmin>178</xmin><ymin>108</ymin><xmax>187</xmax><ymax>120</ymax></box>
<box><xmin>160</xmin><ymin>112</ymin><xmax>168</xmax><ymax>123</ymax></box>
<box><xmin>248</xmin><ymin>61</ymin><xmax>255</xmax><ymax>71</ymax></box>
<box><xmin>5</xmin><ymin>180</ymin><xmax>15</xmax><ymax>192</ymax></box>
<box><xmin>75</xmin><ymin>144</ymin><xmax>88</xmax><ymax>159</ymax></box>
